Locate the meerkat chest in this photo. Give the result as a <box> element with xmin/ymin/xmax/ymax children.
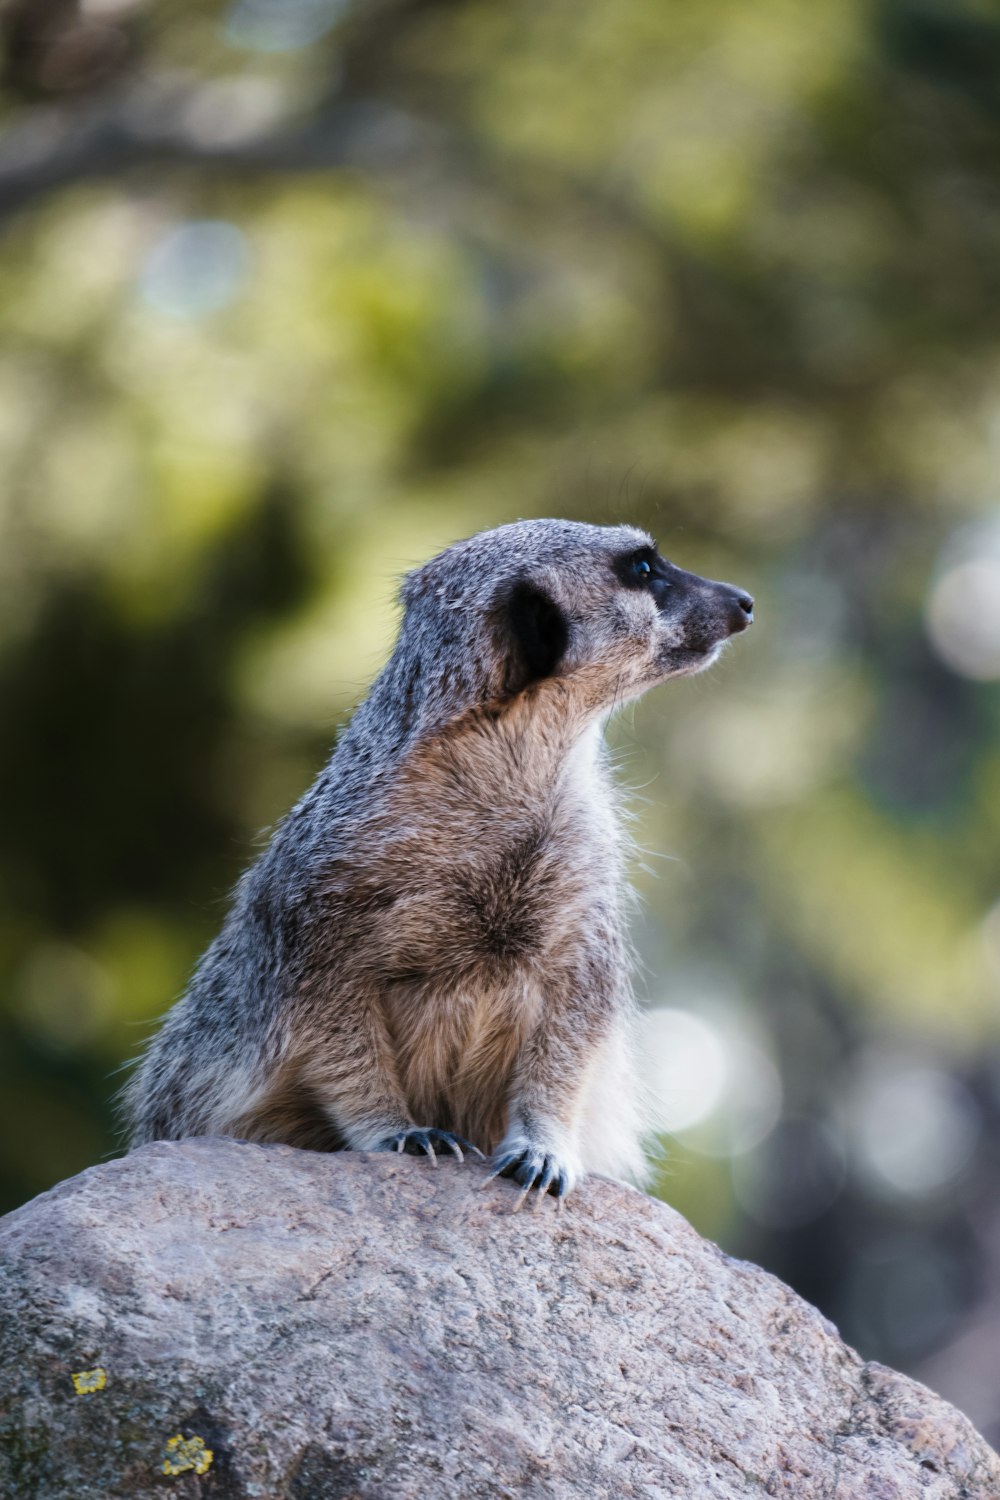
<box><xmin>364</xmin><ymin>737</ymin><xmax>621</xmax><ymax>984</ymax></box>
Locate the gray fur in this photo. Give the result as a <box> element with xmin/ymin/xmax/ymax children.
<box><xmin>121</xmin><ymin>518</ymin><xmax>752</xmax><ymax>1201</ymax></box>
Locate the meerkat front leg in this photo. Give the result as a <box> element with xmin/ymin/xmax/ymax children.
<box><xmin>485</xmin><ymin>954</ymin><xmax>620</xmax><ymax>1209</ymax></box>
<box><xmin>296</xmin><ymin>984</ymin><xmax>481</xmax><ymax>1166</ymax></box>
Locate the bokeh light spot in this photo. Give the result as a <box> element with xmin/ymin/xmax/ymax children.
<box><xmin>849</xmin><ymin>1063</ymin><xmax>980</xmax><ymax>1200</ymax></box>
<box><xmin>926</xmin><ymin>517</ymin><xmax>1000</xmax><ymax>680</ymax></box>
<box><xmin>926</xmin><ymin>558</ymin><xmax>1000</xmax><ymax>680</ymax></box>
<box><xmin>693</xmin><ymin>1042</ymin><xmax>783</xmax><ymax>1158</ymax></box>
<box><xmin>138</xmin><ymin>221</ymin><xmax>250</xmax><ymax>320</ymax></box>
<box><xmin>225</xmin><ymin>0</ymin><xmax>348</xmax><ymax>53</ymax></box>
<box><xmin>639</xmin><ymin>1008</ymin><xmax>727</xmax><ymax>1134</ymax></box>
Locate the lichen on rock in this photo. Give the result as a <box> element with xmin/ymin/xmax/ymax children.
<box><xmin>161</xmin><ymin>1433</ymin><xmax>213</xmax><ymax>1476</ymax></box>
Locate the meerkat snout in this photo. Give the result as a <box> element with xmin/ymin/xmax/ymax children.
<box><xmin>122</xmin><ymin>518</ymin><xmax>753</xmax><ymax>1209</ymax></box>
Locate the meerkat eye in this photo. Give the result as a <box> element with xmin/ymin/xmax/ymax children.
<box><xmin>614</xmin><ymin>545</ymin><xmax>664</xmax><ymax>590</ymax></box>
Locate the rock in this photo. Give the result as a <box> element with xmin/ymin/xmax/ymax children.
<box><xmin>0</xmin><ymin>1138</ymin><xmax>997</xmax><ymax>1499</ymax></box>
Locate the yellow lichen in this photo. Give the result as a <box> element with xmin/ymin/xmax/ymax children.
<box><xmin>161</xmin><ymin>1434</ymin><xmax>214</xmax><ymax>1477</ymax></box>
<box><xmin>71</xmin><ymin>1368</ymin><xmax>107</xmax><ymax>1395</ymax></box>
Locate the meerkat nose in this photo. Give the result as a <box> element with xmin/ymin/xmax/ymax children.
<box><xmin>724</xmin><ymin>589</ymin><xmax>754</xmax><ymax>633</ymax></box>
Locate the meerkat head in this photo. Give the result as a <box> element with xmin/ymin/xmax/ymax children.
<box><xmin>400</xmin><ymin>519</ymin><xmax>752</xmax><ymax>721</ymax></box>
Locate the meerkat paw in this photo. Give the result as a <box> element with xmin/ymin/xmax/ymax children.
<box><xmin>482</xmin><ymin>1144</ymin><xmax>576</xmax><ymax>1211</ymax></box>
<box><xmin>376</xmin><ymin>1127</ymin><xmax>484</xmax><ymax>1165</ymax></box>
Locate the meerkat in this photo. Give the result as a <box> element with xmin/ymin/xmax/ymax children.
<box><xmin>122</xmin><ymin>519</ymin><xmax>753</xmax><ymax>1204</ymax></box>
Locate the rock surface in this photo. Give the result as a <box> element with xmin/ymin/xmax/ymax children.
<box><xmin>1</xmin><ymin>1138</ymin><xmax>998</xmax><ymax>1499</ymax></box>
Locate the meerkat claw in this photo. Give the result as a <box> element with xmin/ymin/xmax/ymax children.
<box><xmin>485</xmin><ymin>1146</ymin><xmax>569</xmax><ymax>1207</ymax></box>
<box><xmin>529</xmin><ymin>1158</ymin><xmax>558</xmax><ymax>1207</ymax></box>
<box><xmin>437</xmin><ymin>1132</ymin><xmax>486</xmax><ymax>1162</ymax></box>
<box><xmin>411</xmin><ymin>1130</ymin><xmax>437</xmax><ymax>1164</ymax></box>
<box><xmin>380</xmin><ymin>1127</ymin><xmax>482</xmax><ymax>1165</ymax></box>
<box><xmin>481</xmin><ymin>1149</ymin><xmax>521</xmax><ymax>1187</ymax></box>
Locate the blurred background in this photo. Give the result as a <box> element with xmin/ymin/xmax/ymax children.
<box><xmin>1</xmin><ymin>0</ymin><xmax>1000</xmax><ymax>1442</ymax></box>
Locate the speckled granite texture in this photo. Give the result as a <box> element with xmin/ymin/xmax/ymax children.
<box><xmin>1</xmin><ymin>1137</ymin><xmax>997</xmax><ymax>1498</ymax></box>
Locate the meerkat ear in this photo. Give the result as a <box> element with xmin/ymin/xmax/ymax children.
<box><xmin>503</xmin><ymin>580</ymin><xmax>569</xmax><ymax>692</ymax></box>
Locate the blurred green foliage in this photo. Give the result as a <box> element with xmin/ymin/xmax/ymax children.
<box><xmin>2</xmin><ymin>0</ymin><xmax>1000</xmax><ymax>1431</ymax></box>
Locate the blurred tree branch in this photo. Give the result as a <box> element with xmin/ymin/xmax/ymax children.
<box><xmin>0</xmin><ymin>82</ymin><xmax>435</xmax><ymax>221</ymax></box>
<box><xmin>0</xmin><ymin>0</ymin><xmax>449</xmax><ymax>224</ymax></box>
